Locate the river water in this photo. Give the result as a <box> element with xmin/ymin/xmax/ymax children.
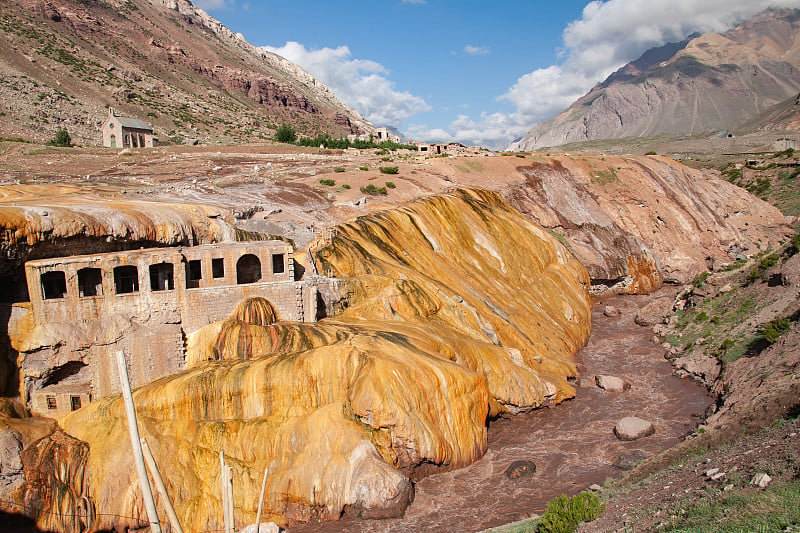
<box><xmin>291</xmin><ymin>289</ymin><xmax>713</xmax><ymax>532</ymax></box>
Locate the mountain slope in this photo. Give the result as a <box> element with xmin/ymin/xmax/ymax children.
<box><xmin>0</xmin><ymin>0</ymin><xmax>373</xmax><ymax>145</ymax></box>
<box><xmin>510</xmin><ymin>9</ymin><xmax>800</xmax><ymax>151</ymax></box>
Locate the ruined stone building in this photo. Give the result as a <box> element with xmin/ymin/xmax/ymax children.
<box><xmin>101</xmin><ymin>107</ymin><xmax>158</xmax><ymax>148</ymax></box>
<box><xmin>23</xmin><ymin>241</ymin><xmax>327</xmax><ymax>416</ymax></box>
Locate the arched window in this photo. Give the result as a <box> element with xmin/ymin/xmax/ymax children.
<box><xmin>110</xmin><ymin>134</ymin><xmax>117</xmax><ymax>148</ymax></box>
<box><xmin>113</xmin><ymin>265</ymin><xmax>139</xmax><ymax>294</ymax></box>
<box><xmin>77</xmin><ymin>268</ymin><xmax>103</xmax><ymax>297</ymax></box>
<box><xmin>149</xmin><ymin>263</ymin><xmax>174</xmax><ymax>291</ymax></box>
<box><xmin>41</xmin><ymin>271</ymin><xmax>67</xmax><ymax>299</ymax></box>
<box><xmin>236</xmin><ymin>254</ymin><xmax>262</xmax><ymax>284</ymax></box>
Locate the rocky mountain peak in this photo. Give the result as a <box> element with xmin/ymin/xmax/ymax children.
<box><xmin>510</xmin><ymin>8</ymin><xmax>800</xmax><ymax>151</ymax></box>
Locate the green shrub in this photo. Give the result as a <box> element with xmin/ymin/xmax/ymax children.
<box><xmin>48</xmin><ymin>127</ymin><xmax>72</xmax><ymax>147</ymax></box>
<box><xmin>538</xmin><ymin>492</ymin><xmax>605</xmax><ymax>533</ymax></box>
<box><xmin>375</xmin><ymin>149</ymin><xmax>389</xmax><ymax>155</ymax></box>
<box><xmin>360</xmin><ymin>184</ymin><xmax>387</xmax><ymax>195</ymax></box>
<box><xmin>380</xmin><ymin>156</ymin><xmax>392</xmax><ymax>162</ymax></box>
<box><xmin>379</xmin><ymin>166</ymin><xmax>399</xmax><ymax>175</ymax></box>
<box><xmin>274</xmin><ymin>123</ymin><xmax>296</xmax><ymax>143</ymax></box>
<box><xmin>694</xmin><ymin>311</ymin><xmax>709</xmax><ymax>323</ymax></box>
<box><xmin>692</xmin><ymin>271</ymin><xmax>711</xmax><ymax>287</ymax></box>
<box><xmin>385</xmin><ymin>181</ymin><xmax>396</xmax><ymax>188</ymax></box>
<box><xmin>342</xmin><ymin>184</ymin><xmax>351</xmax><ymax>189</ymax></box>
<box><xmin>358</xmin><ymin>165</ymin><xmax>369</xmax><ymax>171</ymax></box>
<box><xmin>319</xmin><ymin>178</ymin><xmax>335</xmax><ymax>186</ymax></box>
<box><xmin>645</xmin><ymin>150</ymin><xmax>657</xmax><ymax>155</ymax></box>
<box><xmin>760</xmin><ymin>253</ymin><xmax>780</xmax><ymax>269</ymax></box>
<box><xmin>762</xmin><ymin>317</ymin><xmax>791</xmax><ymax>344</ymax></box>
<box><xmin>333</xmin><ymin>167</ymin><xmax>345</xmax><ymax>173</ymax></box>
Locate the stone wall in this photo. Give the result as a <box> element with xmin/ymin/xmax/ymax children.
<box><xmin>21</xmin><ymin>241</ymin><xmax>334</xmax><ymax>415</ymax></box>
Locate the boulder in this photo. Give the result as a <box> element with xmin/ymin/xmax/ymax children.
<box><xmin>612</xmin><ymin>450</ymin><xmax>648</xmax><ymax>470</ymax></box>
<box><xmin>596</xmin><ymin>375</ymin><xmax>630</xmax><ymax>392</ymax></box>
<box><xmin>603</xmin><ymin>305</ymin><xmax>620</xmax><ymax>317</ymax></box>
<box><xmin>751</xmin><ymin>473</ymin><xmax>772</xmax><ymax>488</ymax></box>
<box><xmin>505</xmin><ymin>460</ymin><xmax>537</xmax><ymax>479</ymax></box>
<box><xmin>614</xmin><ymin>417</ymin><xmax>655</xmax><ymax>441</ymax></box>
<box><xmin>635</xmin><ymin>296</ymin><xmax>675</xmax><ymax>326</ymax></box>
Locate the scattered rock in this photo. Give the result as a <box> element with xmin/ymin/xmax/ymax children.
<box><xmin>576</xmin><ymin>377</ymin><xmax>596</xmax><ymax>388</ymax></box>
<box><xmin>613</xmin><ymin>450</ymin><xmax>648</xmax><ymax>470</ymax></box>
<box><xmin>603</xmin><ymin>305</ymin><xmax>620</xmax><ymax>317</ymax></box>
<box><xmin>751</xmin><ymin>472</ymin><xmax>772</xmax><ymax>488</ymax></box>
<box><xmin>635</xmin><ymin>296</ymin><xmax>674</xmax><ymax>326</ymax></box>
<box><xmin>589</xmin><ymin>484</ymin><xmax>603</xmax><ymax>491</ymax></box>
<box><xmin>719</xmin><ymin>283</ymin><xmax>734</xmax><ymax>293</ymax></box>
<box><xmin>723</xmin><ymin>484</ymin><xmax>734</xmax><ymax>491</ymax></box>
<box><xmin>596</xmin><ymin>375</ymin><xmax>630</xmax><ymax>392</ymax></box>
<box><xmin>614</xmin><ymin>417</ymin><xmax>655</xmax><ymax>441</ymax></box>
<box><xmin>505</xmin><ymin>460</ymin><xmax>537</xmax><ymax>479</ymax></box>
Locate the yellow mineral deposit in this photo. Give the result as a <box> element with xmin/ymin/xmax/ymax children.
<box><xmin>59</xmin><ymin>189</ymin><xmax>591</xmax><ymax>531</ymax></box>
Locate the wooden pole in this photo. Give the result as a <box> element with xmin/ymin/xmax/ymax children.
<box><xmin>220</xmin><ymin>451</ymin><xmax>235</xmax><ymax>533</ymax></box>
<box><xmin>254</xmin><ymin>462</ymin><xmax>270</xmax><ymax>532</ymax></box>
<box><xmin>141</xmin><ymin>437</ymin><xmax>184</xmax><ymax>533</ymax></box>
<box><xmin>116</xmin><ymin>351</ymin><xmax>162</xmax><ymax>533</ymax></box>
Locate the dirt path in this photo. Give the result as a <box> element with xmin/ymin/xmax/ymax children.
<box><xmin>291</xmin><ymin>289</ymin><xmax>714</xmax><ymax>533</ymax></box>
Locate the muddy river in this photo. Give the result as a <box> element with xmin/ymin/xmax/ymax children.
<box><xmin>292</xmin><ymin>289</ymin><xmax>713</xmax><ymax>532</ymax></box>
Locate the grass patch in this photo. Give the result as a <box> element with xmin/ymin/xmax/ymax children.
<box><xmin>539</xmin><ymin>492</ymin><xmax>605</xmax><ymax>533</ymax></box>
<box><xmin>360</xmin><ymin>184</ymin><xmax>387</xmax><ymax>195</ymax></box>
<box><xmin>379</xmin><ymin>166</ymin><xmax>399</xmax><ymax>175</ymax></box>
<box><xmin>659</xmin><ymin>481</ymin><xmax>800</xmax><ymax>532</ymax></box>
<box><xmin>319</xmin><ymin>178</ymin><xmax>336</xmax><ymax>186</ymax></box>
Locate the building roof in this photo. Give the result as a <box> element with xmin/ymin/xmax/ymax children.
<box><xmin>114</xmin><ymin>116</ymin><xmax>153</xmax><ymax>131</ymax></box>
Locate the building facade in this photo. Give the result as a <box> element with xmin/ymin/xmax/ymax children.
<box><xmin>101</xmin><ymin>108</ymin><xmax>158</xmax><ymax>148</ymax></box>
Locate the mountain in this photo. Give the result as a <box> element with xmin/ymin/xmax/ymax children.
<box><xmin>0</xmin><ymin>0</ymin><xmax>374</xmax><ymax>145</ymax></box>
<box><xmin>510</xmin><ymin>9</ymin><xmax>800</xmax><ymax>151</ymax></box>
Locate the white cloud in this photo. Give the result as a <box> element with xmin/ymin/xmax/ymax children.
<box><xmin>464</xmin><ymin>45</ymin><xmax>490</xmax><ymax>56</ymax></box>
<box><xmin>439</xmin><ymin>0</ymin><xmax>800</xmax><ymax>148</ymax></box>
<box><xmin>263</xmin><ymin>42</ymin><xmax>430</xmax><ymax>127</ymax></box>
<box><xmin>193</xmin><ymin>0</ymin><xmax>232</xmax><ymax>9</ymax></box>
<box><xmin>500</xmin><ymin>0</ymin><xmax>800</xmax><ymax>135</ymax></box>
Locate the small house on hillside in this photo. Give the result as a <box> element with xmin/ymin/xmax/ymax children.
<box><xmin>101</xmin><ymin>108</ymin><xmax>157</xmax><ymax>148</ymax></box>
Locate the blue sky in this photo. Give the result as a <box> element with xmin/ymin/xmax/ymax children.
<box><xmin>195</xmin><ymin>0</ymin><xmax>800</xmax><ymax>148</ymax></box>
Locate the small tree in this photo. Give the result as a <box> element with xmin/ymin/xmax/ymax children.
<box><xmin>274</xmin><ymin>123</ymin><xmax>296</xmax><ymax>143</ymax></box>
<box><xmin>48</xmin><ymin>127</ymin><xmax>72</xmax><ymax>147</ymax></box>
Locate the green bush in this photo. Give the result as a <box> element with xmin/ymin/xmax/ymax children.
<box><xmin>319</xmin><ymin>178</ymin><xmax>335</xmax><ymax>186</ymax></box>
<box><xmin>358</xmin><ymin>165</ymin><xmax>369</xmax><ymax>171</ymax></box>
<box><xmin>385</xmin><ymin>181</ymin><xmax>396</xmax><ymax>189</ymax></box>
<box><xmin>48</xmin><ymin>127</ymin><xmax>72</xmax><ymax>147</ymax></box>
<box><xmin>379</xmin><ymin>166</ymin><xmax>399</xmax><ymax>175</ymax></box>
<box><xmin>334</xmin><ymin>167</ymin><xmax>345</xmax><ymax>173</ymax></box>
<box><xmin>538</xmin><ymin>492</ymin><xmax>605</xmax><ymax>533</ymax></box>
<box><xmin>762</xmin><ymin>317</ymin><xmax>790</xmax><ymax>344</ymax></box>
<box><xmin>342</xmin><ymin>184</ymin><xmax>351</xmax><ymax>189</ymax></box>
<box><xmin>694</xmin><ymin>311</ymin><xmax>709</xmax><ymax>323</ymax></box>
<box><xmin>692</xmin><ymin>271</ymin><xmax>711</xmax><ymax>287</ymax></box>
<box><xmin>645</xmin><ymin>150</ymin><xmax>657</xmax><ymax>155</ymax></box>
<box><xmin>360</xmin><ymin>184</ymin><xmax>387</xmax><ymax>195</ymax></box>
<box><xmin>274</xmin><ymin>123</ymin><xmax>296</xmax><ymax>143</ymax></box>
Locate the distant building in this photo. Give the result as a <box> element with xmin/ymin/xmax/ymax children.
<box><xmin>101</xmin><ymin>107</ymin><xmax>158</xmax><ymax>148</ymax></box>
<box><xmin>373</xmin><ymin>127</ymin><xmax>400</xmax><ymax>144</ymax></box>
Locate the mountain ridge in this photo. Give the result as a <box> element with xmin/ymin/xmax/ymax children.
<box><xmin>510</xmin><ymin>8</ymin><xmax>800</xmax><ymax>151</ymax></box>
<box><xmin>0</xmin><ymin>0</ymin><xmax>374</xmax><ymax>145</ymax></box>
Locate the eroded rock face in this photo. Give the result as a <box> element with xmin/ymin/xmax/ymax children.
<box><xmin>52</xmin><ymin>189</ymin><xmax>591</xmax><ymax>532</ymax></box>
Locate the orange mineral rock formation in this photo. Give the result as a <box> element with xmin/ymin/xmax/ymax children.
<box><xmin>55</xmin><ymin>189</ymin><xmax>590</xmax><ymax>531</ymax></box>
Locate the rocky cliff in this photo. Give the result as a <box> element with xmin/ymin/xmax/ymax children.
<box><xmin>0</xmin><ymin>0</ymin><xmax>373</xmax><ymax>145</ymax></box>
<box><xmin>35</xmin><ymin>190</ymin><xmax>592</xmax><ymax>531</ymax></box>
<box><xmin>511</xmin><ymin>9</ymin><xmax>800</xmax><ymax>151</ymax></box>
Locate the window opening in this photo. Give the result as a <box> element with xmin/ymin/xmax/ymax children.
<box><xmin>41</xmin><ymin>271</ymin><xmax>67</xmax><ymax>300</ymax></box>
<box><xmin>78</xmin><ymin>268</ymin><xmax>103</xmax><ymax>297</ymax></box>
<box><xmin>186</xmin><ymin>259</ymin><xmax>202</xmax><ymax>289</ymax></box>
<box><xmin>212</xmin><ymin>258</ymin><xmax>225</xmax><ymax>279</ymax></box>
<box><xmin>236</xmin><ymin>254</ymin><xmax>262</xmax><ymax>284</ymax></box>
<box><xmin>70</xmin><ymin>396</ymin><xmax>82</xmax><ymax>411</ymax></box>
<box><xmin>46</xmin><ymin>395</ymin><xmax>57</xmax><ymax>410</ymax></box>
<box><xmin>113</xmin><ymin>265</ymin><xmax>139</xmax><ymax>294</ymax></box>
<box><xmin>272</xmin><ymin>254</ymin><xmax>286</xmax><ymax>275</ymax></box>
<box><xmin>149</xmin><ymin>263</ymin><xmax>174</xmax><ymax>291</ymax></box>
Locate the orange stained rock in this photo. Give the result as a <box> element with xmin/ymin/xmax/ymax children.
<box><xmin>58</xmin><ymin>189</ymin><xmax>591</xmax><ymax>531</ymax></box>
